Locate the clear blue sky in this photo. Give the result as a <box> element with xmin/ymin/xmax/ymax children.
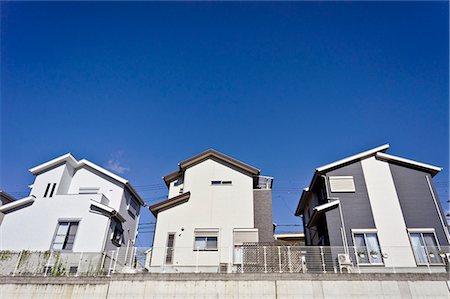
<box><xmin>1</xmin><ymin>2</ymin><xmax>448</xmax><ymax>247</ymax></box>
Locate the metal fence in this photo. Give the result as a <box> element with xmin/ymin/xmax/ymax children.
<box><xmin>1</xmin><ymin>245</ymin><xmax>449</xmax><ymax>276</ymax></box>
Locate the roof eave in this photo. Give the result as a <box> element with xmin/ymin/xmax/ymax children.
<box><xmin>315</xmin><ymin>144</ymin><xmax>390</xmax><ymax>173</ymax></box>
<box><xmin>376</xmin><ymin>152</ymin><xmax>442</xmax><ymax>176</ymax></box>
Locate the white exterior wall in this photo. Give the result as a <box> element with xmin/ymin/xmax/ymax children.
<box><xmin>360</xmin><ymin>156</ymin><xmax>416</xmax><ymax>267</ymax></box>
<box><xmin>30</xmin><ymin>164</ymin><xmax>68</xmax><ymax>198</ymax></box>
<box><xmin>151</xmin><ymin>159</ymin><xmax>255</xmax><ymax>269</ymax></box>
<box><xmin>0</xmin><ymin>194</ymin><xmax>109</xmax><ymax>252</ymax></box>
<box><xmin>68</xmin><ymin>167</ymin><xmax>124</xmax><ymax>210</ymax></box>
<box><xmin>1</xmin><ymin>160</ymin><xmax>139</xmax><ymax>253</ymax></box>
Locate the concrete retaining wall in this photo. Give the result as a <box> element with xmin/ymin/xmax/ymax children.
<box><xmin>1</xmin><ymin>273</ymin><xmax>449</xmax><ymax>298</ymax></box>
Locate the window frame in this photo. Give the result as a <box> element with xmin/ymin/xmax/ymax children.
<box><xmin>351</xmin><ymin>230</ymin><xmax>384</xmax><ymax>266</ymax></box>
<box><xmin>193</xmin><ymin>229</ymin><xmax>219</xmax><ymax>251</ymax></box>
<box><xmin>165</xmin><ymin>232</ymin><xmax>176</xmax><ymax>265</ymax></box>
<box><xmin>407</xmin><ymin>229</ymin><xmax>444</xmax><ymax>266</ymax></box>
<box><xmin>51</xmin><ymin>220</ymin><xmax>80</xmax><ymax>251</ymax></box>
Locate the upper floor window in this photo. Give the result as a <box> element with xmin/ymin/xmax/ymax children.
<box><xmin>353</xmin><ymin>231</ymin><xmax>383</xmax><ymax>265</ymax></box>
<box><xmin>408</xmin><ymin>230</ymin><xmax>443</xmax><ymax>265</ymax></box>
<box><xmin>329</xmin><ymin>176</ymin><xmax>355</xmax><ymax>193</ymax></box>
<box><xmin>52</xmin><ymin>221</ymin><xmax>79</xmax><ymax>250</ymax></box>
<box><xmin>211</xmin><ymin>181</ymin><xmax>232</xmax><ymax>185</ymax></box>
<box><xmin>128</xmin><ymin>197</ymin><xmax>140</xmax><ymax>218</ymax></box>
<box><xmin>79</xmin><ymin>187</ymin><xmax>100</xmax><ymax>194</ymax></box>
<box><xmin>44</xmin><ymin>183</ymin><xmax>57</xmax><ymax>198</ymax></box>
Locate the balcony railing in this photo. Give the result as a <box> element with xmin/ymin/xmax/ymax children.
<box><xmin>255</xmin><ymin>176</ymin><xmax>274</xmax><ymax>190</ymax></box>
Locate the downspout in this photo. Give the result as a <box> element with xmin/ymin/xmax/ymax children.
<box><xmin>322</xmin><ymin>175</ymin><xmax>349</xmax><ymax>255</ymax></box>
<box><xmin>426</xmin><ymin>175</ymin><xmax>450</xmax><ymax>244</ymax></box>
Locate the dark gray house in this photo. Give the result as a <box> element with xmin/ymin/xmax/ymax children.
<box><xmin>295</xmin><ymin>144</ymin><xmax>449</xmax><ymax>269</ymax></box>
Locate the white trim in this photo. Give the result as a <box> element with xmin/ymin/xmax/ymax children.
<box><xmin>352</xmin><ymin>229</ymin><xmax>378</xmax><ymax>233</ymax></box>
<box><xmin>376</xmin><ymin>152</ymin><xmax>442</xmax><ymax>173</ymax></box>
<box><xmin>29</xmin><ymin>153</ymin><xmax>78</xmax><ymax>174</ymax></box>
<box><xmin>313</xmin><ymin>200</ymin><xmax>340</xmax><ymax>212</ymax></box>
<box><xmin>407</xmin><ymin>228</ymin><xmax>436</xmax><ymax>233</ymax></box>
<box><xmin>0</xmin><ymin>196</ymin><xmax>35</xmax><ymax>213</ymax></box>
<box><xmin>316</xmin><ymin>144</ymin><xmax>390</xmax><ymax>173</ymax></box>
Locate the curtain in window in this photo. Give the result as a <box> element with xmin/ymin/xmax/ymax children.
<box><xmin>410</xmin><ymin>233</ymin><xmax>428</xmax><ymax>264</ymax></box>
<box><xmin>64</xmin><ymin>223</ymin><xmax>78</xmax><ymax>250</ymax></box>
<box><xmin>365</xmin><ymin>233</ymin><xmax>382</xmax><ymax>264</ymax></box>
<box><xmin>52</xmin><ymin>222</ymin><xmax>69</xmax><ymax>250</ymax></box>
<box><xmin>354</xmin><ymin>234</ymin><xmax>369</xmax><ymax>264</ymax></box>
<box><xmin>422</xmin><ymin>233</ymin><xmax>441</xmax><ymax>264</ymax></box>
<box><xmin>194</xmin><ymin>237</ymin><xmax>208</xmax><ymax>250</ymax></box>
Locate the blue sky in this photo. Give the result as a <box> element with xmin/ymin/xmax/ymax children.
<box><xmin>1</xmin><ymin>2</ymin><xmax>448</xmax><ymax>247</ymax></box>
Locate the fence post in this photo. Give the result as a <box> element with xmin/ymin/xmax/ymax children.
<box><xmin>100</xmin><ymin>252</ymin><xmax>107</xmax><ymax>274</ymax></box>
<box><xmin>241</xmin><ymin>246</ymin><xmax>244</xmax><ymax>273</ymax></box>
<box><xmin>113</xmin><ymin>248</ymin><xmax>120</xmax><ymax>273</ymax></box>
<box><xmin>287</xmin><ymin>246</ymin><xmax>293</xmax><ymax>273</ymax></box>
<box><xmin>320</xmin><ymin>246</ymin><xmax>326</xmax><ymax>273</ymax></box>
<box><xmin>76</xmin><ymin>252</ymin><xmax>83</xmax><ymax>276</ymax></box>
<box><xmin>107</xmin><ymin>251</ymin><xmax>114</xmax><ymax>276</ymax></box>
<box><xmin>278</xmin><ymin>246</ymin><xmax>282</xmax><ymax>273</ymax></box>
<box><xmin>12</xmin><ymin>251</ymin><xmax>23</xmax><ymax>276</ymax></box>
<box><xmin>130</xmin><ymin>247</ymin><xmax>136</xmax><ymax>269</ymax></box>
<box><xmin>263</xmin><ymin>246</ymin><xmax>267</xmax><ymax>274</ymax></box>
<box><xmin>195</xmin><ymin>247</ymin><xmax>199</xmax><ymax>273</ymax></box>
<box><xmin>124</xmin><ymin>240</ymin><xmax>130</xmax><ymax>266</ymax></box>
<box><xmin>44</xmin><ymin>251</ymin><xmax>53</xmax><ymax>277</ymax></box>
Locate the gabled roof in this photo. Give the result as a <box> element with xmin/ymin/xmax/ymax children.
<box><xmin>163</xmin><ymin>149</ymin><xmax>260</xmax><ymax>186</ymax></box>
<box><xmin>315</xmin><ymin>144</ymin><xmax>390</xmax><ymax>173</ymax></box>
<box><xmin>149</xmin><ymin>192</ymin><xmax>191</xmax><ymax>217</ymax></box>
<box><xmin>295</xmin><ymin>144</ymin><xmax>442</xmax><ymax>216</ymax></box>
<box><xmin>375</xmin><ymin>152</ymin><xmax>442</xmax><ymax>176</ymax></box>
<box><xmin>29</xmin><ymin>153</ymin><xmax>145</xmax><ymax>206</ymax></box>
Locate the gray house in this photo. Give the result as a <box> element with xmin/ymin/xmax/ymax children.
<box><xmin>295</xmin><ymin>144</ymin><xmax>449</xmax><ymax>270</ymax></box>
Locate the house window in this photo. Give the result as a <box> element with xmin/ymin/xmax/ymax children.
<box><xmin>52</xmin><ymin>221</ymin><xmax>79</xmax><ymax>250</ymax></box>
<box><xmin>44</xmin><ymin>183</ymin><xmax>57</xmax><ymax>198</ymax></box>
<box><xmin>353</xmin><ymin>232</ymin><xmax>383</xmax><ymax>265</ymax></box>
<box><xmin>211</xmin><ymin>181</ymin><xmax>232</xmax><ymax>185</ymax></box>
<box><xmin>165</xmin><ymin>233</ymin><xmax>175</xmax><ymax>264</ymax></box>
<box><xmin>128</xmin><ymin>197</ymin><xmax>140</xmax><ymax>218</ymax></box>
<box><xmin>409</xmin><ymin>231</ymin><xmax>443</xmax><ymax>265</ymax></box>
<box><xmin>329</xmin><ymin>176</ymin><xmax>355</xmax><ymax>193</ymax></box>
<box><xmin>79</xmin><ymin>187</ymin><xmax>100</xmax><ymax>194</ymax></box>
<box><xmin>112</xmin><ymin>226</ymin><xmax>123</xmax><ymax>246</ymax></box>
<box><xmin>194</xmin><ymin>236</ymin><xmax>218</xmax><ymax>251</ymax></box>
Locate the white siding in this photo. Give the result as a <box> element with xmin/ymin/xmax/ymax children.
<box><xmin>151</xmin><ymin>159</ymin><xmax>255</xmax><ymax>268</ymax></box>
<box><xmin>360</xmin><ymin>156</ymin><xmax>416</xmax><ymax>267</ymax></box>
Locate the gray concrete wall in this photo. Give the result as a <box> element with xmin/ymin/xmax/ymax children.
<box><xmin>253</xmin><ymin>189</ymin><xmax>274</xmax><ymax>243</ymax></box>
<box><xmin>1</xmin><ymin>273</ymin><xmax>449</xmax><ymax>299</ymax></box>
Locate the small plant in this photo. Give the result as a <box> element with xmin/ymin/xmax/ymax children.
<box><xmin>18</xmin><ymin>250</ymin><xmax>31</xmax><ymax>267</ymax></box>
<box><xmin>0</xmin><ymin>250</ymin><xmax>13</xmax><ymax>261</ymax></box>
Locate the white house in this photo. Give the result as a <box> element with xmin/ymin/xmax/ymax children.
<box><xmin>148</xmin><ymin>149</ymin><xmax>273</xmax><ymax>273</ymax></box>
<box><xmin>0</xmin><ymin>153</ymin><xmax>145</xmax><ymax>255</ymax></box>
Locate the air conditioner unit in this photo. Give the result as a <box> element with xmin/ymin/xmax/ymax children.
<box><xmin>337</xmin><ymin>254</ymin><xmax>352</xmax><ymax>265</ymax></box>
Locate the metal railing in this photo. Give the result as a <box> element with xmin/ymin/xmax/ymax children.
<box><xmin>0</xmin><ymin>245</ymin><xmax>448</xmax><ymax>276</ymax></box>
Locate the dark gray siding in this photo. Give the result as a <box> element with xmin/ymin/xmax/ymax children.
<box><xmin>325</xmin><ymin>161</ymin><xmax>376</xmax><ymax>247</ymax></box>
<box><xmin>253</xmin><ymin>190</ymin><xmax>274</xmax><ymax>243</ymax></box>
<box><xmin>389</xmin><ymin>164</ymin><xmax>449</xmax><ymax>246</ymax></box>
